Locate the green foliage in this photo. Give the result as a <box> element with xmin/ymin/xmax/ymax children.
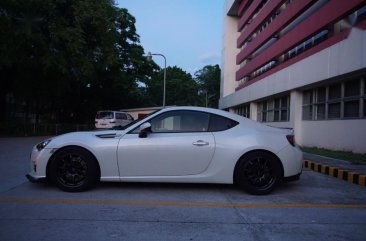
<box><xmin>142</xmin><ymin>64</ymin><xmax>221</xmax><ymax>108</ymax></box>
<box><xmin>302</xmin><ymin>147</ymin><xmax>366</xmax><ymax>164</ymax></box>
<box><xmin>0</xmin><ymin>0</ymin><xmax>222</xmax><ymax>124</ymax></box>
<box><xmin>0</xmin><ymin>0</ymin><xmax>156</xmax><ymax>123</ymax></box>
<box><xmin>194</xmin><ymin>64</ymin><xmax>221</xmax><ymax>108</ymax></box>
<box><xmin>144</xmin><ymin>66</ymin><xmax>200</xmax><ymax>107</ymax></box>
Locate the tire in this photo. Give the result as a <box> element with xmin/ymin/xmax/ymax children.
<box><xmin>234</xmin><ymin>151</ymin><xmax>282</xmax><ymax>195</ymax></box>
<box><xmin>48</xmin><ymin>147</ymin><xmax>99</xmax><ymax>192</ymax></box>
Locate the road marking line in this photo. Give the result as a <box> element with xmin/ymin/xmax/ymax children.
<box><xmin>0</xmin><ymin>198</ymin><xmax>366</xmax><ymax>208</ymax></box>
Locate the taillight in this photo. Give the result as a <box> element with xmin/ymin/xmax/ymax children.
<box><xmin>286</xmin><ymin>135</ymin><xmax>295</xmax><ymax>146</ymax></box>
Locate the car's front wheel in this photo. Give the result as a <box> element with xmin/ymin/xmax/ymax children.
<box><xmin>235</xmin><ymin>151</ymin><xmax>283</xmax><ymax>195</ymax></box>
<box><xmin>48</xmin><ymin>147</ymin><xmax>99</xmax><ymax>192</ymax></box>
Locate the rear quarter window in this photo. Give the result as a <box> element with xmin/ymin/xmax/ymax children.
<box><xmin>209</xmin><ymin>114</ymin><xmax>239</xmax><ymax>132</ymax></box>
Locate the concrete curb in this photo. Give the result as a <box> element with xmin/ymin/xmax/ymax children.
<box><xmin>303</xmin><ymin>160</ymin><xmax>366</xmax><ymax>187</ymax></box>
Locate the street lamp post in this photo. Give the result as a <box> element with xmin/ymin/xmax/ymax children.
<box><xmin>146</xmin><ymin>52</ymin><xmax>167</xmax><ymax>108</ymax></box>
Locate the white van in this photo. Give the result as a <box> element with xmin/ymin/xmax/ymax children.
<box><xmin>95</xmin><ymin>111</ymin><xmax>134</xmax><ymax>129</ymax></box>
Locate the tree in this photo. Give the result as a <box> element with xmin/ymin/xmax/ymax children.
<box><xmin>194</xmin><ymin>64</ymin><xmax>221</xmax><ymax>108</ymax></box>
<box><xmin>143</xmin><ymin>66</ymin><xmax>200</xmax><ymax>107</ymax></box>
<box><xmin>0</xmin><ymin>0</ymin><xmax>156</xmax><ymax>123</ymax></box>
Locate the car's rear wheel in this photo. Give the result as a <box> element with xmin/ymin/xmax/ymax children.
<box><xmin>48</xmin><ymin>147</ymin><xmax>99</xmax><ymax>192</ymax></box>
<box><xmin>235</xmin><ymin>151</ymin><xmax>282</xmax><ymax>195</ymax></box>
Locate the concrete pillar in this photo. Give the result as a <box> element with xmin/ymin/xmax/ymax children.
<box><xmin>290</xmin><ymin>90</ymin><xmax>303</xmax><ymax>146</ymax></box>
<box><xmin>250</xmin><ymin>102</ymin><xmax>258</xmax><ymax>121</ymax></box>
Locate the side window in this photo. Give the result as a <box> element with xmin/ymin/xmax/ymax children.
<box><xmin>115</xmin><ymin>113</ymin><xmax>122</xmax><ymax>120</ymax></box>
<box><xmin>151</xmin><ymin>111</ymin><xmax>210</xmax><ymax>133</ymax></box>
<box><xmin>127</xmin><ymin>114</ymin><xmax>134</xmax><ymax>120</ymax></box>
<box><xmin>116</xmin><ymin>113</ymin><xmax>127</xmax><ymax>120</ymax></box>
<box><xmin>209</xmin><ymin>114</ymin><xmax>238</xmax><ymax>132</ymax></box>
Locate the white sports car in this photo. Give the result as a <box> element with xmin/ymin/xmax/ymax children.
<box><xmin>26</xmin><ymin>106</ymin><xmax>302</xmax><ymax>195</ymax></box>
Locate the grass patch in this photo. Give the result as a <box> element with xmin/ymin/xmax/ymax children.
<box><xmin>302</xmin><ymin>147</ymin><xmax>366</xmax><ymax>164</ymax></box>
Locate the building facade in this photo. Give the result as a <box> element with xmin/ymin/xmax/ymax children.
<box><xmin>220</xmin><ymin>0</ymin><xmax>366</xmax><ymax>153</ymax></box>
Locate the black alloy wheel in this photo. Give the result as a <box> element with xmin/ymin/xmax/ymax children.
<box><xmin>235</xmin><ymin>151</ymin><xmax>282</xmax><ymax>195</ymax></box>
<box><xmin>48</xmin><ymin>147</ymin><xmax>99</xmax><ymax>192</ymax></box>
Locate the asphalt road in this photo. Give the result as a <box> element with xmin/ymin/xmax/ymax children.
<box><xmin>0</xmin><ymin>137</ymin><xmax>366</xmax><ymax>241</ymax></box>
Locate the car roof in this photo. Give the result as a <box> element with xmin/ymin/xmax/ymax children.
<box><xmin>158</xmin><ymin>106</ymin><xmax>245</xmax><ymax>122</ymax></box>
<box><xmin>97</xmin><ymin>110</ymin><xmax>127</xmax><ymax>113</ymax></box>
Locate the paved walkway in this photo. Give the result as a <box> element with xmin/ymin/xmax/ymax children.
<box><xmin>303</xmin><ymin>152</ymin><xmax>366</xmax><ymax>187</ymax></box>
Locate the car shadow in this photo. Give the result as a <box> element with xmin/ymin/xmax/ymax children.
<box><xmin>95</xmin><ymin>181</ymin><xmax>236</xmax><ymax>192</ymax></box>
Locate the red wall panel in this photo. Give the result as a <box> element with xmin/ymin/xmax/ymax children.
<box><xmin>236</xmin><ymin>0</ymin><xmax>366</xmax><ymax>81</ymax></box>
<box><xmin>235</xmin><ymin>29</ymin><xmax>351</xmax><ymax>91</ymax></box>
<box><xmin>237</xmin><ymin>0</ymin><xmax>262</xmax><ymax>32</ymax></box>
<box><xmin>238</xmin><ymin>0</ymin><xmax>250</xmax><ymax>16</ymax></box>
<box><xmin>237</xmin><ymin>0</ymin><xmax>284</xmax><ymax>48</ymax></box>
<box><xmin>236</xmin><ymin>0</ymin><xmax>315</xmax><ymax>65</ymax></box>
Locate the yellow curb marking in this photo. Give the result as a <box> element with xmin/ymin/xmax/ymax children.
<box><xmin>360</xmin><ymin>175</ymin><xmax>366</xmax><ymax>186</ymax></box>
<box><xmin>337</xmin><ymin>169</ymin><xmax>344</xmax><ymax>180</ymax></box>
<box><xmin>329</xmin><ymin>166</ymin><xmax>335</xmax><ymax>176</ymax></box>
<box><xmin>303</xmin><ymin>160</ymin><xmax>366</xmax><ymax>187</ymax></box>
<box><xmin>321</xmin><ymin>165</ymin><xmax>326</xmax><ymax>174</ymax></box>
<box><xmin>348</xmin><ymin>172</ymin><xmax>355</xmax><ymax>184</ymax></box>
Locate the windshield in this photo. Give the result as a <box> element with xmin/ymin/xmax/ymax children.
<box><xmin>96</xmin><ymin>111</ymin><xmax>113</xmax><ymax>119</ymax></box>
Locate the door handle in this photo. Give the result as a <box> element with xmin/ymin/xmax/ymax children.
<box><xmin>192</xmin><ymin>140</ymin><xmax>209</xmax><ymax>146</ymax></box>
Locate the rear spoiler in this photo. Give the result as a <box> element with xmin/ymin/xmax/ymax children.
<box><xmin>267</xmin><ymin>125</ymin><xmax>294</xmax><ymax>132</ymax></box>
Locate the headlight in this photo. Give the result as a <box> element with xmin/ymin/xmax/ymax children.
<box><xmin>36</xmin><ymin>139</ymin><xmax>52</xmax><ymax>151</ymax></box>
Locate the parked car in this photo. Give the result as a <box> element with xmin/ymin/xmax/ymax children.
<box><xmin>95</xmin><ymin>110</ymin><xmax>134</xmax><ymax>129</ymax></box>
<box><xmin>26</xmin><ymin>106</ymin><xmax>302</xmax><ymax>195</ymax></box>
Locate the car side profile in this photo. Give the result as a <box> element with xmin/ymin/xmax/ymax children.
<box><xmin>27</xmin><ymin>106</ymin><xmax>302</xmax><ymax>195</ymax></box>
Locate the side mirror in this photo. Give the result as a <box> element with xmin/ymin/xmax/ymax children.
<box><xmin>138</xmin><ymin>122</ymin><xmax>151</xmax><ymax>138</ymax></box>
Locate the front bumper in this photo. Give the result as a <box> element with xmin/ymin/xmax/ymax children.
<box><xmin>28</xmin><ymin>146</ymin><xmax>55</xmax><ymax>183</ymax></box>
<box><xmin>25</xmin><ymin>173</ymin><xmax>46</xmax><ymax>183</ymax></box>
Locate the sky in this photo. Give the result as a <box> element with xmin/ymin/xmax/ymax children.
<box><xmin>117</xmin><ymin>0</ymin><xmax>224</xmax><ymax>76</ymax></box>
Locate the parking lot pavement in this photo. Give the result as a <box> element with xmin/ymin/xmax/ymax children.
<box><xmin>0</xmin><ymin>137</ymin><xmax>366</xmax><ymax>241</ymax></box>
<box><xmin>0</xmin><ymin>137</ymin><xmax>47</xmax><ymax>193</ymax></box>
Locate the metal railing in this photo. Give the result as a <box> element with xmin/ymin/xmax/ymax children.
<box><xmin>0</xmin><ymin>123</ymin><xmax>95</xmax><ymax>136</ymax></box>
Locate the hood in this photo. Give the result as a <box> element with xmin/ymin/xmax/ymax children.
<box><xmin>43</xmin><ymin>129</ymin><xmax>127</xmax><ymax>149</ymax></box>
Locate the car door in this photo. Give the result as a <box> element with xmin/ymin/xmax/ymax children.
<box><xmin>117</xmin><ymin>110</ymin><xmax>215</xmax><ymax>177</ymax></box>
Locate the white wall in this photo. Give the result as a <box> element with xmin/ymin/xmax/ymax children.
<box><xmin>300</xmin><ymin>120</ymin><xmax>366</xmax><ymax>154</ymax></box>
<box><xmin>221</xmin><ymin>14</ymin><xmax>240</xmax><ymax>98</ymax></box>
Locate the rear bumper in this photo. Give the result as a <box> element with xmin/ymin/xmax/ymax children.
<box><xmin>277</xmin><ymin>144</ymin><xmax>303</xmax><ymax>178</ymax></box>
<box><xmin>284</xmin><ymin>173</ymin><xmax>301</xmax><ymax>182</ymax></box>
<box><xmin>26</xmin><ymin>173</ymin><xmax>46</xmax><ymax>183</ymax></box>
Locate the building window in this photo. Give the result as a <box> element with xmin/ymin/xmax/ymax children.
<box><xmin>302</xmin><ymin>78</ymin><xmax>365</xmax><ymax>120</ymax></box>
<box><xmin>316</xmin><ymin>87</ymin><xmax>326</xmax><ymax>120</ymax></box>
<box><xmin>252</xmin><ymin>60</ymin><xmax>277</xmax><ymax>78</ymax></box>
<box><xmin>302</xmin><ymin>90</ymin><xmax>313</xmax><ymax>120</ymax></box>
<box><xmin>258</xmin><ymin>95</ymin><xmax>290</xmax><ymax>122</ymax></box>
<box><xmin>328</xmin><ymin>83</ymin><xmax>342</xmax><ymax>119</ymax></box>
<box><xmin>235</xmin><ymin>104</ymin><xmax>250</xmax><ymax>118</ymax></box>
<box><xmin>284</xmin><ymin>30</ymin><xmax>329</xmax><ymax>61</ymax></box>
<box><xmin>344</xmin><ymin>79</ymin><xmax>360</xmax><ymax>118</ymax></box>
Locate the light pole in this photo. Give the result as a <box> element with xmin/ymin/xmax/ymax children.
<box><xmin>146</xmin><ymin>52</ymin><xmax>167</xmax><ymax>108</ymax></box>
<box><xmin>206</xmin><ymin>90</ymin><xmax>208</xmax><ymax>108</ymax></box>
